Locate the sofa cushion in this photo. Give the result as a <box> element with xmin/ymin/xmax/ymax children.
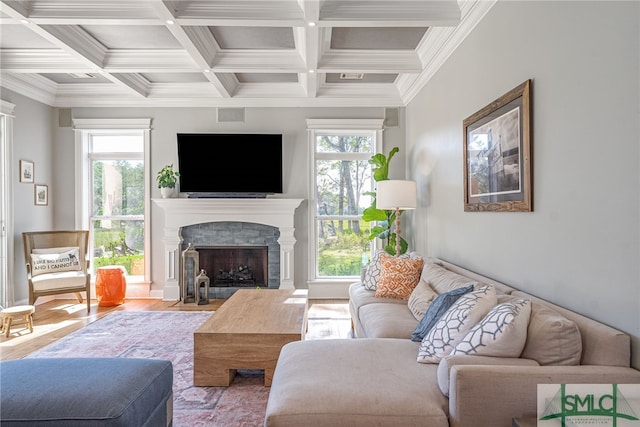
<box><xmin>520</xmin><ymin>301</ymin><xmax>582</xmax><ymax>365</ymax></box>
<box><xmin>374</xmin><ymin>253</ymin><xmax>424</xmax><ymax>300</ymax></box>
<box><xmin>421</xmin><ymin>262</ymin><xmax>481</xmax><ymax>295</ymax></box>
<box><xmin>0</xmin><ymin>358</ymin><xmax>173</xmax><ymax>427</ymax></box>
<box><xmin>407</xmin><ymin>279</ymin><xmax>438</xmax><ymax>320</ymax></box>
<box><xmin>31</xmin><ymin>271</ymin><xmax>87</xmax><ymax>291</ymax></box>
<box><xmin>411</xmin><ymin>284</ymin><xmax>474</xmax><ymax>342</ymax></box>
<box><xmin>30</xmin><ymin>247</ymin><xmax>81</xmax><ymax>276</ymax></box>
<box><xmin>417</xmin><ymin>285</ymin><xmax>497</xmax><ymax>364</ymax></box>
<box><xmin>450</xmin><ymin>299</ymin><xmax>531</xmax><ymax>358</ymax></box>
<box><xmin>358</xmin><ymin>302</ymin><xmax>418</xmax><ymax>339</ymax></box>
<box><xmin>265</xmin><ymin>339</ymin><xmax>449</xmax><ymax>427</ymax></box>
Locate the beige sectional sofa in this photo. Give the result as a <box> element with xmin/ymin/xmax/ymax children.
<box><xmin>265</xmin><ymin>258</ymin><xmax>640</xmax><ymax>427</ymax></box>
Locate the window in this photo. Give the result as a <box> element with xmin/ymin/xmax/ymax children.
<box><xmin>307</xmin><ymin>119</ymin><xmax>383</xmax><ymax>281</ymax></box>
<box><xmin>74</xmin><ymin>119</ymin><xmax>151</xmax><ymax>283</ymax></box>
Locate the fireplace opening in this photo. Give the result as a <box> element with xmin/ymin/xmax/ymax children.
<box><xmin>197</xmin><ymin>246</ymin><xmax>268</xmax><ymax>288</ymax></box>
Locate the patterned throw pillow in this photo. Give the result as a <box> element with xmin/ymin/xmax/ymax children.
<box><xmin>410</xmin><ymin>284</ymin><xmax>474</xmax><ymax>342</ymax></box>
<box><xmin>362</xmin><ymin>250</ymin><xmax>391</xmax><ymax>290</ymax></box>
<box><xmin>30</xmin><ymin>247</ymin><xmax>82</xmax><ymax>277</ymax></box>
<box><xmin>417</xmin><ymin>285</ymin><xmax>497</xmax><ymax>364</ymax></box>
<box><xmin>450</xmin><ymin>299</ymin><xmax>531</xmax><ymax>358</ymax></box>
<box><xmin>407</xmin><ymin>279</ymin><xmax>438</xmax><ymax>321</ymax></box>
<box><xmin>374</xmin><ymin>252</ymin><xmax>424</xmax><ymax>300</ymax></box>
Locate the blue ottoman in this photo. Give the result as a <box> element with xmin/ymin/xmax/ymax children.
<box><xmin>0</xmin><ymin>358</ymin><xmax>173</xmax><ymax>427</ymax></box>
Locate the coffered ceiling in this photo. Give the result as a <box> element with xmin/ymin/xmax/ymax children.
<box><xmin>0</xmin><ymin>1</ymin><xmax>495</xmax><ymax>108</ymax></box>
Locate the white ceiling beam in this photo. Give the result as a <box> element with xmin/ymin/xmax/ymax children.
<box><xmin>150</xmin><ymin>1</ymin><xmax>232</xmax><ymax>97</ymax></box>
<box><xmin>103</xmin><ymin>50</ymin><xmax>199</xmax><ymax>72</ymax></box>
<box><xmin>109</xmin><ymin>73</ymin><xmax>150</xmax><ymax>97</ymax></box>
<box><xmin>0</xmin><ymin>73</ymin><xmax>58</xmax><ymax>106</ymax></box>
<box><xmin>297</xmin><ymin>0</ymin><xmax>319</xmax><ymax>98</ymax></box>
<box><xmin>17</xmin><ymin>0</ymin><xmax>158</xmax><ymax>21</ymax></box>
<box><xmin>174</xmin><ymin>0</ymin><xmax>304</xmax><ymax>22</ymax></box>
<box><xmin>211</xmin><ymin>51</ymin><xmax>305</xmax><ymax>73</ymax></box>
<box><xmin>40</xmin><ymin>25</ymin><xmax>107</xmax><ymax>67</ymax></box>
<box><xmin>0</xmin><ymin>49</ymin><xmax>90</xmax><ymax>72</ymax></box>
<box><xmin>319</xmin><ymin>51</ymin><xmax>422</xmax><ymax>73</ymax></box>
<box><xmin>319</xmin><ymin>0</ymin><xmax>460</xmax><ymax>26</ymax></box>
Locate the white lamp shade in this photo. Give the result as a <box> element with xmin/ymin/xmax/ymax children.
<box><xmin>376</xmin><ymin>180</ymin><xmax>417</xmax><ymax>210</ymax></box>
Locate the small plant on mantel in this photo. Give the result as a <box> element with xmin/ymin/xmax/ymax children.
<box><xmin>157</xmin><ymin>164</ymin><xmax>179</xmax><ymax>198</ymax></box>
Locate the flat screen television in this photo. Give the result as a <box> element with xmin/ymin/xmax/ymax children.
<box><xmin>177</xmin><ymin>133</ymin><xmax>283</xmax><ymax>197</ymax></box>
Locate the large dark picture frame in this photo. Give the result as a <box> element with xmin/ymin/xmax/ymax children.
<box><xmin>463</xmin><ymin>79</ymin><xmax>532</xmax><ymax>212</ymax></box>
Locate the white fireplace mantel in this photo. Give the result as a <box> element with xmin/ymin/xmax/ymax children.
<box><xmin>154</xmin><ymin>198</ymin><xmax>304</xmax><ymax>300</ymax></box>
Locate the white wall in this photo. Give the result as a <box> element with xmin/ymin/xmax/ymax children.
<box><xmin>405</xmin><ymin>1</ymin><xmax>640</xmax><ymax>368</ymax></box>
<box><xmin>0</xmin><ymin>89</ymin><xmax>55</xmax><ymax>304</ymax></box>
<box><xmin>63</xmin><ymin>106</ymin><xmax>406</xmax><ymax>295</ymax></box>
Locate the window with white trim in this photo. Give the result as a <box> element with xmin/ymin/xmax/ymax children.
<box><xmin>74</xmin><ymin>119</ymin><xmax>151</xmax><ymax>284</ymax></box>
<box><xmin>307</xmin><ymin>119</ymin><xmax>383</xmax><ymax>280</ymax></box>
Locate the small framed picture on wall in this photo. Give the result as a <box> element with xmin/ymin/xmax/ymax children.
<box><xmin>20</xmin><ymin>160</ymin><xmax>34</xmax><ymax>183</ymax></box>
<box><xmin>34</xmin><ymin>184</ymin><xmax>48</xmax><ymax>206</ymax></box>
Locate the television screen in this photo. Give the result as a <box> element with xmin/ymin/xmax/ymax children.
<box><xmin>177</xmin><ymin>133</ymin><xmax>283</xmax><ymax>197</ymax></box>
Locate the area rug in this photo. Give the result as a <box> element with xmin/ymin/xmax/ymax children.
<box><xmin>26</xmin><ymin>311</ymin><xmax>270</xmax><ymax>427</ymax></box>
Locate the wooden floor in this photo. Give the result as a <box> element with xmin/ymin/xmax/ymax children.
<box><xmin>0</xmin><ymin>297</ymin><xmax>351</xmax><ymax>361</ymax></box>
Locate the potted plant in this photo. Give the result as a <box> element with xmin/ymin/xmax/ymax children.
<box><xmin>156</xmin><ymin>164</ymin><xmax>179</xmax><ymax>198</ymax></box>
<box><xmin>362</xmin><ymin>146</ymin><xmax>409</xmax><ymax>255</ymax></box>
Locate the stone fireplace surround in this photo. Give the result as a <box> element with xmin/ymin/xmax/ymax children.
<box><xmin>154</xmin><ymin>198</ymin><xmax>303</xmax><ymax>300</ymax></box>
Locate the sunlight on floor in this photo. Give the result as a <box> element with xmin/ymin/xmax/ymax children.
<box><xmin>305</xmin><ymin>301</ymin><xmax>352</xmax><ymax>340</ymax></box>
<box><xmin>0</xmin><ymin>319</ymin><xmax>80</xmax><ymax>347</ymax></box>
<box><xmin>51</xmin><ymin>302</ymin><xmax>93</xmax><ymax>314</ymax></box>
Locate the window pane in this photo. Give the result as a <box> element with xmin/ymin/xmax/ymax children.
<box><xmin>91</xmin><ymin>135</ymin><xmax>143</xmax><ymax>153</ymax></box>
<box><xmin>92</xmin><ymin>160</ymin><xmax>144</xmax><ymax>216</ymax></box>
<box><xmin>317</xmin><ymin>219</ymin><xmax>371</xmax><ymax>277</ymax></box>
<box><xmin>316</xmin><ymin>159</ymin><xmax>372</xmax><ymax>216</ymax></box>
<box><xmin>315</xmin><ymin>135</ymin><xmax>373</xmax><ymax>153</ymax></box>
<box><xmin>92</xmin><ymin>219</ymin><xmax>144</xmax><ymax>275</ymax></box>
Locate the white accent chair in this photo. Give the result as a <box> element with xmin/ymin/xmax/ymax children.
<box><xmin>22</xmin><ymin>230</ymin><xmax>91</xmax><ymax>313</ymax></box>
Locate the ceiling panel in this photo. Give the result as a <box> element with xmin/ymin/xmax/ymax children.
<box><xmin>82</xmin><ymin>25</ymin><xmax>182</xmax><ymax>49</ymax></box>
<box><xmin>210</xmin><ymin>26</ymin><xmax>295</xmax><ymax>50</ymax></box>
<box><xmin>41</xmin><ymin>73</ymin><xmax>112</xmax><ymax>84</ymax></box>
<box><xmin>0</xmin><ymin>24</ymin><xmax>56</xmax><ymax>48</ymax></box>
<box><xmin>235</xmin><ymin>73</ymin><xmax>298</xmax><ymax>83</ymax></box>
<box><xmin>330</xmin><ymin>27</ymin><xmax>427</xmax><ymax>50</ymax></box>
<box><xmin>325</xmin><ymin>73</ymin><xmax>397</xmax><ymax>84</ymax></box>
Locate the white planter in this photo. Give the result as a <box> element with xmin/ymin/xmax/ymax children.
<box><xmin>160</xmin><ymin>187</ymin><xmax>174</xmax><ymax>198</ymax></box>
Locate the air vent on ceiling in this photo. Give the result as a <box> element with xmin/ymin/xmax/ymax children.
<box><xmin>69</xmin><ymin>73</ymin><xmax>97</xmax><ymax>79</ymax></box>
<box><xmin>339</xmin><ymin>73</ymin><xmax>364</xmax><ymax>80</ymax></box>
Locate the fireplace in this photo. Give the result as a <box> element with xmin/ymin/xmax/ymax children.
<box><xmin>154</xmin><ymin>198</ymin><xmax>303</xmax><ymax>301</ymax></box>
<box><xmin>182</xmin><ymin>244</ymin><xmax>270</xmax><ymax>299</ymax></box>
<box><xmin>203</xmin><ymin>246</ymin><xmax>267</xmax><ymax>287</ymax></box>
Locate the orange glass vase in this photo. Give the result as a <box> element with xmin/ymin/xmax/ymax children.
<box><xmin>95</xmin><ymin>266</ymin><xmax>127</xmax><ymax>307</ymax></box>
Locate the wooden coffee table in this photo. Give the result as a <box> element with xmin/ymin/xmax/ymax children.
<box><xmin>193</xmin><ymin>288</ymin><xmax>308</xmax><ymax>387</ymax></box>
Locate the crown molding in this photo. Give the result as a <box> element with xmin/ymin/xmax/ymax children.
<box><xmin>400</xmin><ymin>0</ymin><xmax>497</xmax><ymax>104</ymax></box>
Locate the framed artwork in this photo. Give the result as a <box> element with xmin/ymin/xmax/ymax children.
<box><xmin>463</xmin><ymin>79</ymin><xmax>532</xmax><ymax>212</ymax></box>
<box><xmin>20</xmin><ymin>160</ymin><xmax>34</xmax><ymax>183</ymax></box>
<box><xmin>34</xmin><ymin>184</ymin><xmax>48</xmax><ymax>206</ymax></box>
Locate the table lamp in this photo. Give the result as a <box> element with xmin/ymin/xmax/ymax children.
<box><xmin>376</xmin><ymin>179</ymin><xmax>417</xmax><ymax>256</ymax></box>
